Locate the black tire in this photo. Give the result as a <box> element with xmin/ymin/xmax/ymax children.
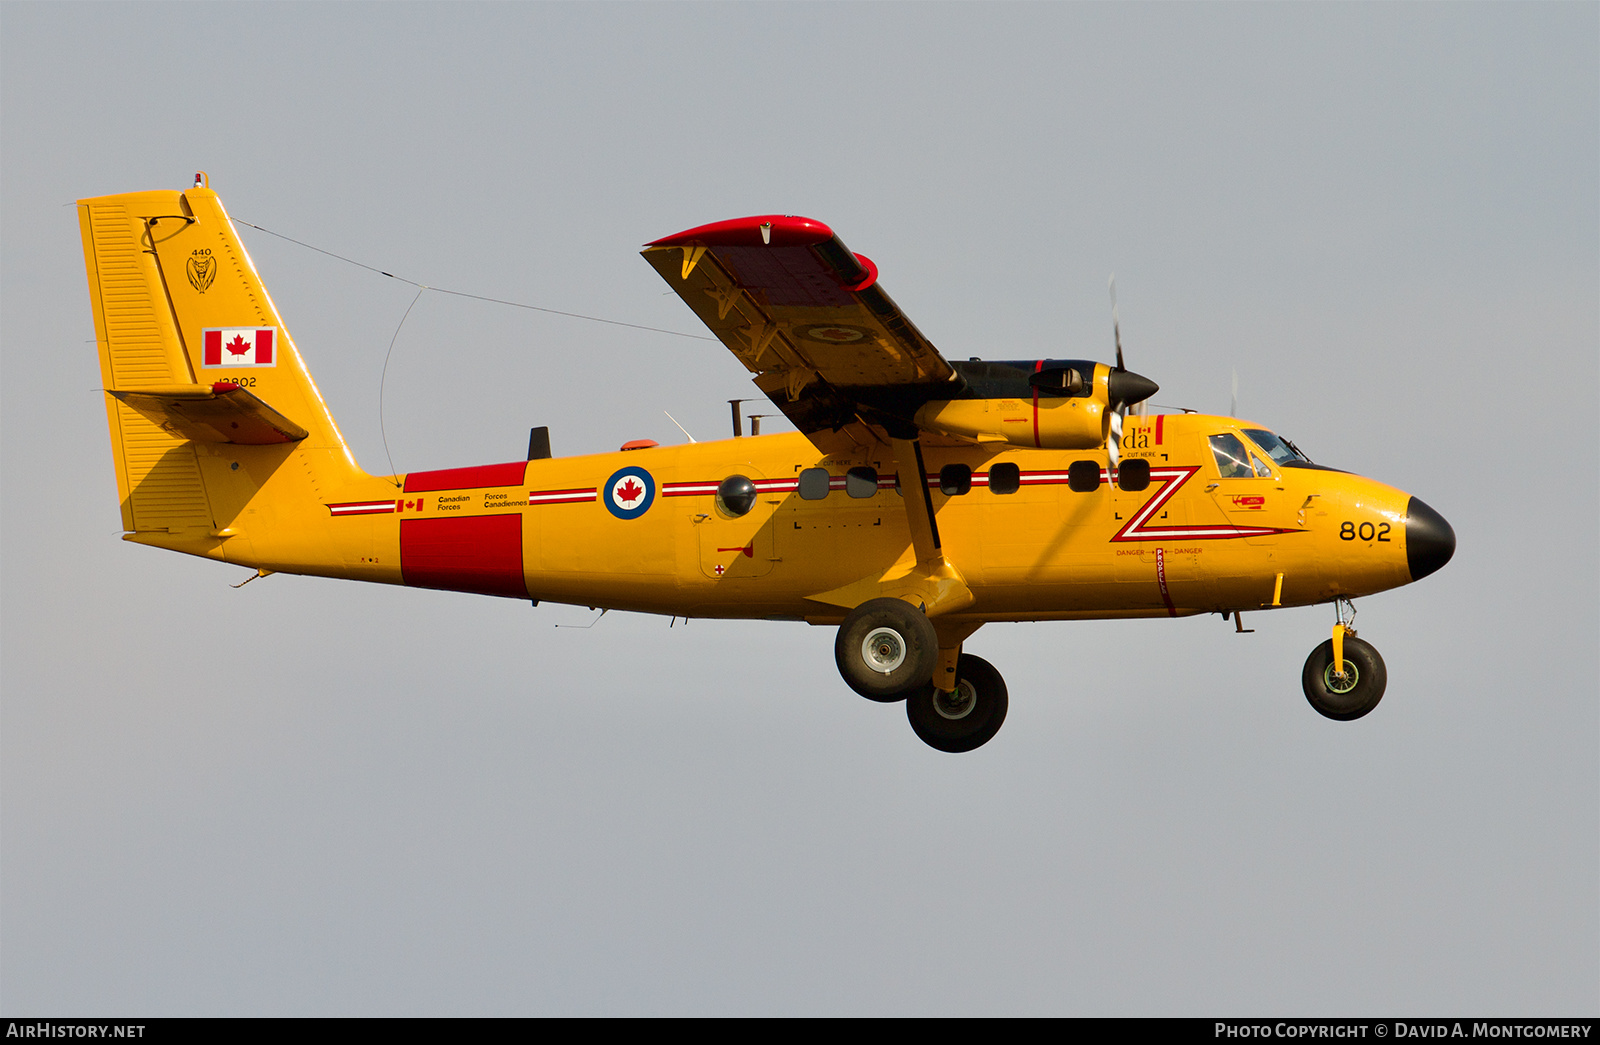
<box><xmin>834</xmin><ymin>598</ymin><xmax>939</xmax><ymax>701</ymax></box>
<box><xmin>905</xmin><ymin>653</ymin><xmax>1009</xmax><ymax>752</ymax></box>
<box><xmin>1302</xmin><ymin>636</ymin><xmax>1387</xmax><ymax>721</ymax></box>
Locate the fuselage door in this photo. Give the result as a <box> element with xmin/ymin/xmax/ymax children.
<box><xmin>1204</xmin><ymin>432</ymin><xmax>1296</xmax><ymax>545</ymax></box>
<box><xmin>697</xmin><ymin>468</ymin><xmax>777</xmax><ymax>579</ymax></box>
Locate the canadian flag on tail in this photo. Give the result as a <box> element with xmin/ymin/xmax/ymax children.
<box><xmin>202</xmin><ymin>327</ymin><xmax>277</xmax><ymax>368</ymax></box>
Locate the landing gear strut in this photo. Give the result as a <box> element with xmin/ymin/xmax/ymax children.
<box><xmin>1302</xmin><ymin>599</ymin><xmax>1387</xmax><ymax>720</ymax></box>
<box><xmin>905</xmin><ymin>653</ymin><xmax>1008</xmax><ymax>752</ymax></box>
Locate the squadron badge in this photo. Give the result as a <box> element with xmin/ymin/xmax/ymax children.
<box><xmin>187</xmin><ymin>254</ymin><xmax>217</xmax><ymax>293</ymax></box>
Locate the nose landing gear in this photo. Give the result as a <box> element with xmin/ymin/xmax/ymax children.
<box><xmin>1302</xmin><ymin>599</ymin><xmax>1387</xmax><ymax>720</ymax></box>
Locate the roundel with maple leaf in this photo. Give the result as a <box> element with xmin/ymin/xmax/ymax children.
<box><xmin>602</xmin><ymin>466</ymin><xmax>655</xmax><ymax>520</ymax></box>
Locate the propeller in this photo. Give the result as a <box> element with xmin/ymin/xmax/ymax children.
<box><xmin>1110</xmin><ymin>274</ymin><xmax>1125</xmax><ymax>372</ymax></box>
<box><xmin>1105</xmin><ymin>275</ymin><xmax>1159</xmax><ymax>485</ymax></box>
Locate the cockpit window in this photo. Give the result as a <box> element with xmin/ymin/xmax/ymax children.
<box><xmin>1243</xmin><ymin>428</ymin><xmax>1308</xmax><ymax>466</ymax></box>
<box><xmin>1209</xmin><ymin>433</ymin><xmax>1256</xmax><ymax>479</ymax></box>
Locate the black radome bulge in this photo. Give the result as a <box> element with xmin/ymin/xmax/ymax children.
<box><xmin>717</xmin><ymin>474</ymin><xmax>758</xmax><ymax>517</ymax></box>
<box><xmin>1404</xmin><ymin>497</ymin><xmax>1456</xmax><ymax>581</ymax></box>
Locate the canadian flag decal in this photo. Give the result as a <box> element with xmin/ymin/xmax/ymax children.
<box><xmin>202</xmin><ymin>327</ymin><xmax>277</xmax><ymax>368</ymax></box>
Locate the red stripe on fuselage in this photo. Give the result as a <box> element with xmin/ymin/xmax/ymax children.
<box><xmin>1155</xmin><ymin>547</ymin><xmax>1177</xmax><ymax>617</ymax></box>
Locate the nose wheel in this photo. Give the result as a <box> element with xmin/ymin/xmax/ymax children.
<box><xmin>1302</xmin><ymin>634</ymin><xmax>1387</xmax><ymax>720</ymax></box>
<box><xmin>1303</xmin><ymin>599</ymin><xmax>1387</xmax><ymax>720</ymax></box>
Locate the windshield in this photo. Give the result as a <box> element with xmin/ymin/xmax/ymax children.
<box><xmin>1243</xmin><ymin>428</ymin><xmax>1309</xmax><ymax>466</ymax></box>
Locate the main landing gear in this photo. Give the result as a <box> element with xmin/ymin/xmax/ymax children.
<box><xmin>1301</xmin><ymin>599</ymin><xmax>1387</xmax><ymax>721</ymax></box>
<box><xmin>834</xmin><ymin>597</ymin><xmax>938</xmax><ymax>702</ymax></box>
<box><xmin>905</xmin><ymin>654</ymin><xmax>1008</xmax><ymax>753</ymax></box>
<box><xmin>835</xmin><ymin>599</ymin><xmax>1008</xmax><ymax>752</ymax></box>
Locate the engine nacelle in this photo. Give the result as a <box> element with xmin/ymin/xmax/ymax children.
<box><xmin>913</xmin><ymin>392</ymin><xmax>1108</xmax><ymax>449</ymax></box>
<box><xmin>913</xmin><ymin>360</ymin><xmax>1158</xmax><ymax>450</ymax></box>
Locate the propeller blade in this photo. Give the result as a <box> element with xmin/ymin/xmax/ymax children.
<box><xmin>1108</xmin><ymin>408</ymin><xmax>1122</xmax><ymax>481</ymax></box>
<box><xmin>1230</xmin><ymin>368</ymin><xmax>1239</xmax><ymax>417</ymax></box>
<box><xmin>1109</xmin><ymin>274</ymin><xmax>1125</xmax><ymax>372</ymax></box>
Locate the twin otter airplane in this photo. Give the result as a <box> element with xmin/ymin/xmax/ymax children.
<box><xmin>78</xmin><ymin>175</ymin><xmax>1454</xmax><ymax>752</ymax></box>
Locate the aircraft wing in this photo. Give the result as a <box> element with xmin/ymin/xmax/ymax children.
<box><xmin>642</xmin><ymin>216</ymin><xmax>964</xmax><ymax>453</ymax></box>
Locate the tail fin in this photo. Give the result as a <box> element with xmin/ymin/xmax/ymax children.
<box><xmin>78</xmin><ymin>175</ymin><xmax>367</xmax><ymax>558</ymax></box>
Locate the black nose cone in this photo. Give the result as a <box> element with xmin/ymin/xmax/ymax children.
<box><xmin>1405</xmin><ymin>497</ymin><xmax>1455</xmax><ymax>582</ymax></box>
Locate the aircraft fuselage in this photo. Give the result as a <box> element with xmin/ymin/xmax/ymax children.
<box><xmin>133</xmin><ymin>413</ymin><xmax>1436</xmax><ymax>627</ymax></box>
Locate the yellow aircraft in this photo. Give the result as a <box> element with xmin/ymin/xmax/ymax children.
<box><xmin>77</xmin><ymin>175</ymin><xmax>1455</xmax><ymax>752</ymax></box>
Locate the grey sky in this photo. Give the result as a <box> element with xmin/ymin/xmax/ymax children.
<box><xmin>2</xmin><ymin>2</ymin><xmax>1595</xmax><ymax>1015</ymax></box>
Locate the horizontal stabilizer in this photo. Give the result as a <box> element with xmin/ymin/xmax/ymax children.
<box><xmin>108</xmin><ymin>382</ymin><xmax>309</xmax><ymax>445</ymax></box>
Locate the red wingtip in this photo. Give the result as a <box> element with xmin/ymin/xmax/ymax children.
<box><xmin>646</xmin><ymin>214</ymin><xmax>834</xmax><ymax>249</ymax></box>
<box><xmin>844</xmin><ymin>253</ymin><xmax>878</xmax><ymax>292</ymax></box>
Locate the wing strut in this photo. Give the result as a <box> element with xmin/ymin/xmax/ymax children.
<box><xmin>805</xmin><ymin>434</ymin><xmax>974</xmax><ymax>622</ymax></box>
<box><xmin>890</xmin><ymin>436</ymin><xmax>942</xmax><ymax>566</ymax></box>
<box><xmin>885</xmin><ymin>435</ymin><xmax>973</xmax><ymax>620</ymax></box>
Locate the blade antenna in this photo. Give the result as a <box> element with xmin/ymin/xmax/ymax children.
<box><xmin>664</xmin><ymin>410</ymin><xmax>696</xmax><ymax>442</ymax></box>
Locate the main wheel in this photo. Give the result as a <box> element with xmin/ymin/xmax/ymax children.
<box><xmin>905</xmin><ymin>653</ymin><xmax>1009</xmax><ymax>752</ymax></box>
<box><xmin>834</xmin><ymin>598</ymin><xmax>939</xmax><ymax>701</ymax></box>
<box><xmin>1302</xmin><ymin>636</ymin><xmax>1387</xmax><ymax>721</ymax></box>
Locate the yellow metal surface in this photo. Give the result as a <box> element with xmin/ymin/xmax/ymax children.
<box><xmin>78</xmin><ymin>184</ymin><xmax>1430</xmax><ymax>638</ymax></box>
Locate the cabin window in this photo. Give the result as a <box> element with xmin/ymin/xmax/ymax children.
<box><xmin>845</xmin><ymin>467</ymin><xmax>878</xmax><ymax>499</ymax></box>
<box><xmin>1117</xmin><ymin>458</ymin><xmax>1151</xmax><ymax>491</ymax></box>
<box><xmin>940</xmin><ymin>464</ymin><xmax>972</xmax><ymax>496</ymax></box>
<box><xmin>1251</xmin><ymin>455</ymin><xmax>1272</xmax><ymax>478</ymax></box>
<box><xmin>988</xmin><ymin>462</ymin><xmax>1020</xmax><ymax>495</ymax></box>
<box><xmin>798</xmin><ymin>467</ymin><xmax>831</xmax><ymax>500</ymax></box>
<box><xmin>1068</xmin><ymin>459</ymin><xmax>1101</xmax><ymax>493</ymax></box>
<box><xmin>1208</xmin><ymin>434</ymin><xmax>1256</xmax><ymax>479</ymax></box>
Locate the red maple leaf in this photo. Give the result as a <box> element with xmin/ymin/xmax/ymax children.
<box><xmin>617</xmin><ymin>478</ymin><xmax>643</xmax><ymax>504</ymax></box>
<box><xmin>226</xmin><ymin>334</ymin><xmax>251</xmax><ymax>356</ymax></box>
